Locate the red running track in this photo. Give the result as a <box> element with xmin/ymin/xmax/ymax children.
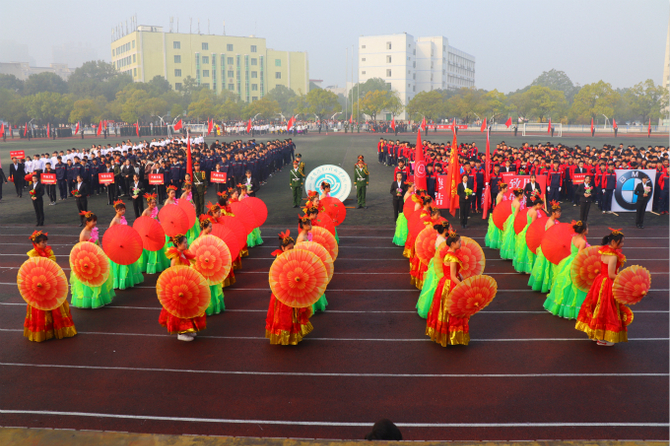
<box><xmin>0</xmin><ymin>225</ymin><xmax>667</xmax><ymax>441</ymax></box>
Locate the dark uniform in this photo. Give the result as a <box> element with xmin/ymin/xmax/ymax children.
<box><xmin>192</xmin><ymin>168</ymin><xmax>207</xmax><ymax>216</ymax></box>
<box><xmin>354</xmin><ymin>163</ymin><xmax>369</xmax><ymax>208</ymax></box>
<box><xmin>289</xmin><ymin>162</ymin><xmax>305</xmax><ymax>207</ymax></box>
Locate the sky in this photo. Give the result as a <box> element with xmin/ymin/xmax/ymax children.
<box><xmin>1</xmin><ymin>0</ymin><xmax>668</xmax><ymax>93</ymax></box>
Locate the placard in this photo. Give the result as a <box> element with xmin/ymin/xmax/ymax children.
<box><xmin>572</xmin><ymin>173</ymin><xmax>587</xmax><ymax>185</ymax></box>
<box><xmin>500</xmin><ymin>174</ymin><xmax>548</xmax><ymax>210</ymax></box>
<box><xmin>98</xmin><ymin>172</ymin><xmax>114</xmax><ymax>185</ymax></box>
<box><xmin>612</xmin><ymin>169</ymin><xmax>656</xmax><ymax>213</ymax></box>
<box><xmin>40</xmin><ymin>173</ymin><xmax>57</xmax><ymax>184</ymax></box>
<box><xmin>10</xmin><ymin>150</ymin><xmax>25</xmax><ymax>159</ymax></box>
<box><xmin>149</xmin><ymin>173</ymin><xmax>164</xmax><ymax>185</ymax></box>
<box><xmin>434</xmin><ymin>175</ymin><xmax>450</xmax><ymax>209</ymax></box>
<box><xmin>210</xmin><ymin>172</ymin><xmax>228</xmax><ymax>183</ymax></box>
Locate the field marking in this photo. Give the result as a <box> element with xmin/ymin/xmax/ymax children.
<box><xmin>0</xmin><ymin>410</ymin><xmax>667</xmax><ymax>429</ymax></box>
<box><xmin>0</xmin><ymin>362</ymin><xmax>666</xmax><ymax>379</ymax></box>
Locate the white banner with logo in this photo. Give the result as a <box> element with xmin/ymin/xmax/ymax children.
<box><xmin>612</xmin><ymin>169</ymin><xmax>656</xmax><ymax>213</ymax></box>
<box><xmin>304</xmin><ymin>164</ymin><xmax>352</xmax><ymax>202</ymax></box>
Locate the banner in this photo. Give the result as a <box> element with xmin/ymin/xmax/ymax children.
<box><xmin>304</xmin><ymin>164</ymin><xmax>352</xmax><ymax>202</ymax></box>
<box><xmin>428</xmin><ymin>124</ymin><xmax>469</xmax><ymax>130</ymax></box>
<box><xmin>98</xmin><ymin>172</ymin><xmax>114</xmax><ymax>185</ymax></box>
<box><xmin>612</xmin><ymin>169</ymin><xmax>656</xmax><ymax>213</ymax></box>
<box><xmin>210</xmin><ymin>172</ymin><xmax>228</xmax><ymax>183</ymax></box>
<box><xmin>10</xmin><ymin>150</ymin><xmax>25</xmax><ymax>159</ymax></box>
<box><xmin>40</xmin><ymin>173</ymin><xmax>57</xmax><ymax>184</ymax></box>
<box><xmin>572</xmin><ymin>173</ymin><xmax>587</xmax><ymax>185</ymax></box>
<box><xmin>434</xmin><ymin>175</ymin><xmax>450</xmax><ymax>209</ymax></box>
<box><xmin>501</xmin><ymin>174</ymin><xmax>547</xmax><ymax>210</ymax></box>
<box><xmin>149</xmin><ymin>173</ymin><xmax>164</xmax><ymax>185</ymax></box>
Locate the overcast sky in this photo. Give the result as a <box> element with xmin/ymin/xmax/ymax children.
<box><xmin>1</xmin><ymin>0</ymin><xmax>668</xmax><ymax>93</ymax></box>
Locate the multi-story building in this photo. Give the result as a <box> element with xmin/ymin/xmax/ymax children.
<box><xmin>358</xmin><ymin>32</ymin><xmax>475</xmax><ymax>119</ymax></box>
<box><xmin>110</xmin><ymin>24</ymin><xmax>309</xmax><ymax>102</ymax></box>
<box><xmin>0</xmin><ymin>62</ymin><xmax>72</xmax><ymax>81</ymax></box>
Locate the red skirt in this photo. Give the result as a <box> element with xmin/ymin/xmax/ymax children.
<box><xmin>159</xmin><ymin>309</ymin><xmax>206</xmax><ymax>334</ymax></box>
<box><xmin>265</xmin><ymin>294</ymin><xmax>313</xmax><ymax>345</ymax></box>
<box><xmin>410</xmin><ymin>256</ymin><xmax>428</xmax><ymax>289</ymax></box>
<box><xmin>575</xmin><ymin>274</ymin><xmax>629</xmax><ymax>343</ymax></box>
<box><xmin>24</xmin><ymin>303</ymin><xmax>77</xmax><ymax>342</ymax></box>
<box><xmin>425</xmin><ymin>277</ymin><xmax>470</xmax><ymax>346</ymax></box>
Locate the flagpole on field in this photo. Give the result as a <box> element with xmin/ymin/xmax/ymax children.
<box><xmin>482</xmin><ymin>126</ymin><xmax>492</xmax><ymax>219</ymax></box>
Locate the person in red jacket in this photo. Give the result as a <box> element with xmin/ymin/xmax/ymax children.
<box><xmin>658</xmin><ymin>166</ymin><xmax>669</xmax><ymax>215</ymax></box>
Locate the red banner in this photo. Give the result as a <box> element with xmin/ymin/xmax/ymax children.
<box><xmin>571</xmin><ymin>173</ymin><xmax>586</xmax><ymax>185</ymax></box>
<box><xmin>149</xmin><ymin>173</ymin><xmax>164</xmax><ymax>185</ymax></box>
<box><xmin>210</xmin><ymin>172</ymin><xmax>228</xmax><ymax>183</ymax></box>
<box><xmin>428</xmin><ymin>124</ymin><xmax>469</xmax><ymax>130</ymax></box>
<box><xmin>434</xmin><ymin>175</ymin><xmax>450</xmax><ymax>209</ymax></box>
<box><xmin>500</xmin><ymin>174</ymin><xmax>547</xmax><ymax>210</ymax></box>
<box><xmin>98</xmin><ymin>172</ymin><xmax>114</xmax><ymax>185</ymax></box>
<box><xmin>40</xmin><ymin>173</ymin><xmax>56</xmax><ymax>184</ymax></box>
<box><xmin>10</xmin><ymin>150</ymin><xmax>25</xmax><ymax>159</ymax></box>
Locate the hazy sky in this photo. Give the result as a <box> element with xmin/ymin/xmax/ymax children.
<box><xmin>1</xmin><ymin>0</ymin><xmax>668</xmax><ymax>93</ymax></box>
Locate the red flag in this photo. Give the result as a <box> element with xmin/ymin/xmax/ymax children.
<box><xmin>74</xmin><ymin>122</ymin><xmax>80</xmax><ymax>135</ymax></box>
<box><xmin>482</xmin><ymin>127</ymin><xmax>492</xmax><ymax>219</ymax></box>
<box><xmin>97</xmin><ymin>120</ymin><xmax>102</xmax><ymax>136</ymax></box>
<box><xmin>590</xmin><ymin>117</ymin><xmax>594</xmax><ymax>135</ymax></box>
<box><xmin>286</xmin><ymin>116</ymin><xmax>295</xmax><ymax>131</ymax></box>
<box><xmin>24</xmin><ymin>123</ymin><xmax>28</xmax><ymax>136</ymax></box>
<box><xmin>420</xmin><ymin>116</ymin><xmax>426</xmax><ymax>132</ymax></box>
<box><xmin>505</xmin><ymin>117</ymin><xmax>512</xmax><ymax>128</ymax></box>
<box><xmin>391</xmin><ymin>116</ymin><xmax>396</xmax><ymax>131</ymax></box>
<box><xmin>207</xmin><ymin>118</ymin><xmax>213</xmax><ymax>135</ymax></box>
<box><xmin>547</xmin><ymin>118</ymin><xmax>551</xmax><ymax>134</ymax></box>
<box><xmin>612</xmin><ymin>118</ymin><xmax>617</xmax><ymax>130</ymax></box>
<box><xmin>46</xmin><ymin>122</ymin><xmax>50</xmax><ymax>137</ymax></box>
<box><xmin>0</xmin><ymin>124</ymin><xmax>4</xmax><ymax>137</ymax></box>
<box><xmin>135</xmin><ymin>121</ymin><xmax>140</xmax><ymax>137</ymax></box>
<box><xmin>446</xmin><ymin>119</ymin><xmax>460</xmax><ymax>216</ymax></box>
<box><xmin>173</xmin><ymin>119</ymin><xmax>183</xmax><ymax>131</ymax></box>
<box><xmin>480</xmin><ymin>118</ymin><xmax>487</xmax><ymax>133</ymax></box>
<box><xmin>414</xmin><ymin>129</ymin><xmax>427</xmax><ymax>191</ymax></box>
<box><xmin>186</xmin><ymin>130</ymin><xmax>193</xmax><ymax>177</ymax></box>
<box><xmin>648</xmin><ymin>118</ymin><xmax>651</xmax><ymax>137</ymax></box>
<box><xmin>246</xmin><ymin>118</ymin><xmax>252</xmax><ymax>133</ymax></box>
<box><xmin>349</xmin><ymin>114</ymin><xmax>353</xmax><ymax>125</ymax></box>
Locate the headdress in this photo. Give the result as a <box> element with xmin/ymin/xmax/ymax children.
<box><xmin>216</xmin><ymin>191</ymin><xmax>228</xmax><ymax>199</ymax></box>
<box><xmin>166</xmin><ymin>185</ymin><xmax>178</xmax><ymax>192</ymax></box>
<box><xmin>550</xmin><ymin>200</ymin><xmax>561</xmax><ymax>210</ymax></box>
<box><xmin>79</xmin><ymin>210</ymin><xmax>95</xmax><ymax>219</ymax></box>
<box><xmin>307</xmin><ymin>190</ymin><xmax>318</xmax><ymax>198</ymax></box>
<box><xmin>447</xmin><ymin>229</ymin><xmax>459</xmax><ymax>238</ymax></box>
<box><xmin>514</xmin><ymin>187</ymin><xmax>524</xmax><ymax>194</ymax></box>
<box><xmin>29</xmin><ymin>230</ymin><xmax>47</xmax><ymax>242</ymax></box>
<box><xmin>608</xmin><ymin>227</ymin><xmax>624</xmax><ymax>236</ymax></box>
<box><xmin>199</xmin><ymin>214</ymin><xmax>212</xmax><ymax>226</ymax></box>
<box><xmin>279</xmin><ymin>229</ymin><xmax>295</xmax><ymax>245</ymax></box>
<box><xmin>303</xmin><ymin>203</ymin><xmax>319</xmax><ymax>215</ymax></box>
<box><xmin>298</xmin><ymin>215</ymin><xmax>312</xmax><ymax>224</ymax></box>
<box><xmin>113</xmin><ymin>199</ymin><xmax>125</xmax><ymax>210</ymax></box>
<box><xmin>227</xmin><ymin>187</ymin><xmax>236</xmax><ymax>194</ymax></box>
<box><xmin>498</xmin><ymin>182</ymin><xmax>508</xmax><ymax>189</ymax></box>
<box><xmin>143</xmin><ymin>193</ymin><xmax>157</xmax><ymax>202</ymax></box>
<box><xmin>183</xmin><ymin>181</ymin><xmax>192</xmax><ymax>186</ymax></box>
<box><xmin>320</xmin><ymin>182</ymin><xmax>330</xmax><ymax>190</ymax></box>
<box><xmin>171</xmin><ymin>234</ymin><xmax>186</xmax><ymax>246</ymax></box>
<box><xmin>206</xmin><ymin>202</ymin><xmax>221</xmax><ymax>213</ymax></box>
<box><xmin>571</xmin><ymin>220</ymin><xmax>584</xmax><ymax>227</ymax></box>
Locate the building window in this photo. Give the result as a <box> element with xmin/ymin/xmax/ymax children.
<box><xmin>275</xmin><ymin>59</ymin><xmax>281</xmax><ymax>67</ymax></box>
<box><xmin>251</xmin><ymin>45</ymin><xmax>257</xmax><ymax>53</ymax></box>
<box><xmin>228</xmin><ymin>84</ymin><xmax>234</xmax><ymax>90</ymax></box>
<box><xmin>361</xmin><ymin>71</ymin><xmax>366</xmax><ymax>75</ymax></box>
<box><xmin>386</xmin><ymin>56</ymin><xmax>392</xmax><ymax>63</ymax></box>
<box><xmin>227</xmin><ymin>44</ymin><xmax>233</xmax><ymax>51</ymax></box>
<box><xmin>251</xmin><ymin>71</ymin><xmax>257</xmax><ymax>78</ymax></box>
<box><xmin>173</xmin><ymin>41</ymin><xmax>180</xmax><ymax>49</ymax></box>
<box><xmin>275</xmin><ymin>72</ymin><xmax>281</xmax><ymax>79</ymax></box>
<box><xmin>361</xmin><ymin>44</ymin><xmax>366</xmax><ymax>49</ymax></box>
<box><xmin>174</xmin><ymin>55</ymin><xmax>181</xmax><ymax>63</ymax></box>
<box><xmin>133</xmin><ymin>68</ymin><xmax>137</xmax><ymax>76</ymax></box>
<box><xmin>251</xmin><ymin>58</ymin><xmax>257</xmax><ymax>65</ymax></box>
<box><xmin>252</xmin><ymin>96</ymin><xmax>258</xmax><ymax>101</ymax></box>
<box><xmin>386</xmin><ymin>42</ymin><xmax>392</xmax><ymax>50</ymax></box>
<box><xmin>202</xmin><ymin>56</ymin><xmax>209</xmax><ymax>64</ymax></box>
<box><xmin>202</xmin><ymin>83</ymin><xmax>210</xmax><ymax>88</ymax></box>
<box><xmin>361</xmin><ymin>57</ymin><xmax>366</xmax><ymax>62</ymax></box>
<box><xmin>202</xmin><ymin>43</ymin><xmax>209</xmax><ymax>50</ymax></box>
<box><xmin>132</xmin><ymin>40</ymin><xmax>135</xmax><ymax>48</ymax></box>
<box><xmin>251</xmin><ymin>84</ymin><xmax>258</xmax><ymax>91</ymax></box>
<box><xmin>228</xmin><ymin>70</ymin><xmax>234</xmax><ymax>77</ymax></box>
<box><xmin>386</xmin><ymin>69</ymin><xmax>392</xmax><ymax>77</ymax></box>
<box><xmin>203</xmin><ymin>70</ymin><xmax>210</xmax><ymax>77</ymax></box>
<box><xmin>175</xmin><ymin>82</ymin><xmax>182</xmax><ymax>90</ymax></box>
<box><xmin>175</xmin><ymin>69</ymin><xmax>182</xmax><ymax>77</ymax></box>
<box><xmin>227</xmin><ymin>57</ymin><xmax>234</xmax><ymax>65</ymax></box>
<box><xmin>133</xmin><ymin>54</ymin><xmax>136</xmax><ymax>63</ymax></box>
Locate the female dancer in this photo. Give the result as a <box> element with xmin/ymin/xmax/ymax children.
<box><xmin>240</xmin><ymin>184</ymin><xmax>264</xmax><ymax>248</ymax></box>
<box><xmin>544</xmin><ymin>221</ymin><xmax>589</xmax><ymax>319</ymax></box>
<box><xmin>198</xmin><ymin>215</ymin><xmax>225</xmax><ymax>315</ymax></box>
<box><xmin>484</xmin><ymin>183</ymin><xmax>507</xmax><ymax>249</ymax></box>
<box><xmin>512</xmin><ymin>198</ymin><xmax>544</xmax><ymax>274</ymax></box>
<box><xmin>228</xmin><ymin>187</ymin><xmax>249</xmax><ymax>258</ymax></box>
<box><xmin>165</xmin><ymin>185</ymin><xmax>178</xmax><ymax>205</ymax></box>
<box><xmin>266</xmin><ymin>231</ymin><xmax>313</xmax><ymax>345</ymax></box>
<box><xmin>319</xmin><ymin>182</ymin><xmax>331</xmax><ymax>200</ymax></box>
<box><xmin>416</xmin><ymin>221</ymin><xmax>450</xmax><ymax>319</ymax></box>
<box><xmin>296</xmin><ymin>216</ymin><xmax>312</xmax><ymax>244</ymax></box>
<box><xmin>425</xmin><ymin>231</ymin><xmax>469</xmax><ymax>346</ymax></box>
<box><xmin>140</xmin><ymin>194</ymin><xmax>171</xmax><ymax>274</ymax></box>
<box><xmin>393</xmin><ymin>181</ymin><xmax>415</xmax><ymax>247</ymax></box>
<box><xmin>528</xmin><ymin>201</ymin><xmax>561</xmax><ymax>293</ymax></box>
<box><xmin>408</xmin><ymin>196</ymin><xmax>433</xmax><ymax>288</ymax></box>
<box><xmin>70</xmin><ymin>211</ymin><xmax>115</xmax><ymax>308</ymax></box>
<box><xmin>499</xmin><ymin>188</ymin><xmax>523</xmax><ymax>260</ymax></box>
<box><xmin>109</xmin><ymin>200</ymin><xmax>145</xmax><ymax>290</ymax></box>
<box><xmin>159</xmin><ymin>234</ymin><xmax>205</xmax><ymax>342</ymax></box>
<box><xmin>180</xmin><ymin>181</ymin><xmax>192</xmax><ymax>202</ymax></box>
<box><xmin>24</xmin><ymin>231</ymin><xmax>77</xmax><ymax>342</ymax></box>
<box><xmin>575</xmin><ymin>229</ymin><xmax>629</xmax><ymax>346</ymax></box>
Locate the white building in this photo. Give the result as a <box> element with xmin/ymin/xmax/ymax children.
<box><xmin>358</xmin><ymin>33</ymin><xmax>475</xmax><ymax>120</ymax></box>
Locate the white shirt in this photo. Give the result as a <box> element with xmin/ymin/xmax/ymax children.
<box><xmin>77</xmin><ymin>182</ymin><xmax>83</xmax><ymax>191</ymax></box>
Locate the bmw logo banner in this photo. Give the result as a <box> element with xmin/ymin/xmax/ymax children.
<box><xmin>611</xmin><ymin>169</ymin><xmax>657</xmax><ymax>213</ymax></box>
<box><xmin>304</xmin><ymin>164</ymin><xmax>353</xmax><ymax>202</ymax></box>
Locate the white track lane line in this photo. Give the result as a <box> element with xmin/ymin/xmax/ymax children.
<box><xmin>0</xmin><ymin>410</ymin><xmax>666</xmax><ymax>429</ymax></box>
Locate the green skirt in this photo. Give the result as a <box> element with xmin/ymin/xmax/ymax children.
<box><xmin>206</xmin><ymin>284</ymin><xmax>225</xmax><ymax>315</ymax></box>
<box><xmin>528</xmin><ymin>247</ymin><xmax>555</xmax><ymax>293</ymax></box>
<box><xmin>416</xmin><ymin>258</ymin><xmax>438</xmax><ymax>319</ymax></box>
<box><xmin>186</xmin><ymin>221</ymin><xmax>201</xmax><ymax>244</ymax></box>
<box><xmin>110</xmin><ymin>259</ymin><xmax>145</xmax><ymax>290</ymax></box>
<box><xmin>392</xmin><ymin>213</ymin><xmax>409</xmax><ymax>247</ymax></box>
<box><xmin>512</xmin><ymin>225</ymin><xmax>534</xmax><ymax>274</ymax></box>
<box><xmin>247</xmin><ymin>227</ymin><xmax>264</xmax><ymax>248</ymax></box>
<box><xmin>499</xmin><ymin>214</ymin><xmax>516</xmax><ymax>260</ymax></box>
<box><xmin>484</xmin><ymin>214</ymin><xmax>503</xmax><ymax>250</ymax></box>
<box><xmin>312</xmin><ymin>294</ymin><xmax>328</xmax><ymax>313</ymax></box>
<box><xmin>143</xmin><ymin>245</ymin><xmax>171</xmax><ymax>275</ymax></box>
<box><xmin>334</xmin><ymin>227</ymin><xmax>339</xmax><ymax>244</ymax></box>
<box><xmin>70</xmin><ymin>274</ymin><xmax>115</xmax><ymax>309</ymax></box>
<box><xmin>543</xmin><ymin>253</ymin><xmax>587</xmax><ymax>319</ymax></box>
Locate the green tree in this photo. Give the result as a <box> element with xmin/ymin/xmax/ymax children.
<box><xmin>620</xmin><ymin>79</ymin><xmax>669</xmax><ymax>123</ymax></box>
<box><xmin>512</xmin><ymin>69</ymin><xmax>580</xmax><ymax>103</ymax></box>
<box><xmin>449</xmin><ymin>88</ymin><xmax>487</xmax><ymax>122</ymax></box>
<box><xmin>23</xmin><ymin>72</ymin><xmax>68</xmax><ymax>95</ymax></box>
<box><xmin>243</xmin><ymin>97</ymin><xmax>280</xmax><ymax>119</ymax></box>
<box><xmin>265</xmin><ymin>85</ymin><xmax>297</xmax><ymax>116</ymax></box>
<box><xmin>406</xmin><ymin>90</ymin><xmax>446</xmax><ymax>121</ymax></box>
<box><xmin>24</xmin><ymin>92</ymin><xmax>73</xmax><ymax>124</ymax></box>
<box><xmin>188</xmin><ymin>89</ymin><xmax>218</xmax><ymax>120</ymax></box>
<box><xmin>510</xmin><ymin>85</ymin><xmax>567</xmax><ymax>122</ymax></box>
<box><xmin>69</xmin><ymin>98</ymin><xmax>102</xmax><ymax>124</ymax></box>
<box><xmin>305</xmin><ymin>89</ymin><xmax>340</xmax><ymax>119</ymax></box>
<box><xmin>568</xmin><ymin>81</ymin><xmax>619</xmax><ymax>124</ymax></box>
<box><xmin>357</xmin><ymin>90</ymin><xmax>403</xmax><ymax>120</ymax></box>
<box><xmin>481</xmin><ymin>89</ymin><xmax>510</xmax><ymax>121</ymax></box>
<box><xmin>348</xmin><ymin>77</ymin><xmax>390</xmax><ymax>105</ymax></box>
<box><xmin>146</xmin><ymin>75</ymin><xmax>172</xmax><ymax>96</ymax></box>
<box><xmin>0</xmin><ymin>74</ymin><xmax>24</xmax><ymax>93</ymax></box>
<box><xmin>68</xmin><ymin>60</ymin><xmax>133</xmax><ymax>101</ymax></box>
<box><xmin>0</xmin><ymin>88</ymin><xmax>28</xmax><ymax>123</ymax></box>
<box><xmin>219</xmin><ymin>99</ymin><xmax>243</xmax><ymax>121</ymax></box>
<box><xmin>116</xmin><ymin>88</ymin><xmax>151</xmax><ymax>123</ymax></box>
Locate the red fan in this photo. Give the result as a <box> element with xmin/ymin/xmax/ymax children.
<box><xmin>177</xmin><ymin>199</ymin><xmax>197</xmax><ymax>230</ymax></box>
<box><xmin>269</xmin><ymin>249</ymin><xmax>328</xmax><ymax>308</ymax></box>
<box><xmin>102</xmin><ymin>224</ymin><xmax>143</xmax><ymax>265</ymax></box>
<box><xmin>189</xmin><ymin>234</ymin><xmax>232</xmax><ymax>285</ymax></box>
<box><xmin>158</xmin><ymin>205</ymin><xmax>189</xmax><ymax>237</ymax></box>
<box><xmin>320</xmin><ymin>197</ymin><xmax>347</xmax><ymax>226</ymax></box>
<box><xmin>525</xmin><ymin>214</ymin><xmax>550</xmax><ymax>255</ymax></box>
<box><xmin>541</xmin><ymin>223</ymin><xmax>574</xmax><ymax>265</ymax></box>
<box><xmin>133</xmin><ymin>216</ymin><xmax>166</xmax><ymax>251</ymax></box>
<box><xmin>218</xmin><ymin>215</ymin><xmax>247</xmax><ymax>246</ymax></box>
<box><xmin>211</xmin><ymin>223</ymin><xmax>242</xmax><ymax>260</ymax></box>
<box><xmin>492</xmin><ymin>201</ymin><xmax>512</xmax><ymax>231</ymax></box>
<box><xmin>403</xmin><ymin>196</ymin><xmax>420</xmax><ymax>220</ymax></box>
<box><xmin>621</xmin><ymin>306</ymin><xmax>634</xmax><ymax>326</ymax></box>
<box><xmin>415</xmin><ymin>226</ymin><xmax>437</xmax><ymax>265</ymax></box>
<box><xmin>157</xmin><ymin>265</ymin><xmax>211</xmax><ymax>318</ymax></box>
<box><xmin>17</xmin><ymin>257</ymin><xmax>69</xmax><ymax>311</ymax></box>
<box><xmin>230</xmin><ymin>201</ymin><xmax>255</xmax><ymax>235</ymax></box>
<box><xmin>514</xmin><ymin>208</ymin><xmax>530</xmax><ymax>235</ymax></box>
<box><xmin>570</xmin><ymin>246</ymin><xmax>602</xmax><ymax>292</ymax></box>
<box><xmin>457</xmin><ymin>236</ymin><xmax>486</xmax><ymax>279</ymax></box>
<box><xmin>69</xmin><ymin>242</ymin><xmax>110</xmax><ymax>287</ymax></box>
<box><xmin>447</xmin><ymin>275</ymin><xmax>498</xmax><ymax>318</ymax></box>
<box><xmin>295</xmin><ymin>240</ymin><xmax>334</xmax><ymax>282</ymax></box>
<box><xmin>310</xmin><ymin>226</ymin><xmax>339</xmax><ymax>261</ymax></box>
<box><xmin>24</xmin><ymin>173</ymin><xmax>33</xmax><ymax>182</ymax></box>
<box><xmin>313</xmin><ymin>212</ymin><xmax>336</xmax><ymax>236</ymax></box>
<box><xmin>241</xmin><ymin>197</ymin><xmax>268</xmax><ymax>227</ymax></box>
<box><xmin>613</xmin><ymin>265</ymin><xmax>651</xmax><ymax>306</ymax></box>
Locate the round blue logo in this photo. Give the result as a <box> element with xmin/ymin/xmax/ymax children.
<box><xmin>304</xmin><ymin>164</ymin><xmax>352</xmax><ymax>202</ymax></box>
<box><xmin>615</xmin><ymin>170</ymin><xmax>653</xmax><ymax>211</ymax></box>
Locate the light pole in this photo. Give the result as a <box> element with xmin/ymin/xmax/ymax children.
<box><xmin>602</xmin><ymin>114</ymin><xmax>609</xmax><ymax>129</ymax></box>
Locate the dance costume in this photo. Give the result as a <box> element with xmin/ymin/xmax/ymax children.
<box><xmin>392</xmin><ymin>213</ymin><xmax>409</xmax><ymax>247</ymax></box>
<box><xmin>409</xmin><ymin>209</ymin><xmax>431</xmax><ymax>289</ymax></box>
<box><xmin>177</xmin><ymin>196</ymin><xmax>201</xmax><ymax>244</ymax></box>
<box><xmin>70</xmin><ymin>227</ymin><xmax>115</xmax><ymax>308</ymax></box>
<box><xmin>109</xmin><ymin>217</ymin><xmax>145</xmax><ymax>290</ymax></box>
<box><xmin>416</xmin><ymin>236</ymin><xmax>446</xmax><ymax>319</ymax></box>
<box><xmin>24</xmin><ymin>246</ymin><xmax>77</xmax><ymax>342</ymax></box>
<box><xmin>499</xmin><ymin>205</ymin><xmax>518</xmax><ymax>260</ymax></box>
<box><xmin>544</xmin><ymin>240</ymin><xmax>588</xmax><ymax>319</ymax></box>
<box><xmin>159</xmin><ymin>248</ymin><xmax>207</xmax><ymax>334</ymax></box>
<box><xmin>575</xmin><ymin>246</ymin><xmax>630</xmax><ymax>343</ymax></box>
<box><xmin>142</xmin><ymin>207</ymin><xmax>171</xmax><ymax>274</ymax></box>
<box><xmin>528</xmin><ymin>220</ymin><xmax>559</xmax><ymax>293</ymax></box>
<box><xmin>512</xmin><ymin>210</ymin><xmax>538</xmax><ymax>274</ymax></box>
<box><xmin>484</xmin><ymin>197</ymin><xmax>505</xmax><ymax>250</ymax></box>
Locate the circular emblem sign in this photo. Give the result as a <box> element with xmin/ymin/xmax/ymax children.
<box><xmin>304</xmin><ymin>164</ymin><xmax>352</xmax><ymax>202</ymax></box>
<box><xmin>614</xmin><ymin>170</ymin><xmax>653</xmax><ymax>211</ymax></box>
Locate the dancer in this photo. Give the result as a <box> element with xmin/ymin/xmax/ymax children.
<box><xmin>575</xmin><ymin>229</ymin><xmax>629</xmax><ymax>346</ymax></box>
<box><xmin>408</xmin><ymin>196</ymin><xmax>433</xmax><ymax>288</ymax></box>
<box><xmin>141</xmin><ymin>193</ymin><xmax>170</xmax><ymax>274</ymax></box>
<box><xmin>198</xmin><ymin>216</ymin><xmax>225</xmax><ymax>315</ymax></box>
<box><xmin>425</xmin><ymin>231</ymin><xmax>469</xmax><ymax>346</ymax></box>
<box><xmin>484</xmin><ymin>183</ymin><xmax>508</xmax><ymax>250</ymax></box>
<box><xmin>319</xmin><ymin>181</ymin><xmax>331</xmax><ymax>200</ymax></box>
<box><xmin>499</xmin><ymin>188</ymin><xmax>522</xmax><ymax>260</ymax></box>
<box><xmin>164</xmin><ymin>185</ymin><xmax>178</xmax><ymax>205</ymax></box>
<box><xmin>24</xmin><ymin>231</ymin><xmax>77</xmax><ymax>342</ymax></box>
<box><xmin>528</xmin><ymin>201</ymin><xmax>561</xmax><ymax>293</ymax></box>
<box><xmin>109</xmin><ymin>200</ymin><xmax>145</xmax><ymax>290</ymax></box>
<box><xmin>266</xmin><ymin>231</ymin><xmax>313</xmax><ymax>345</ymax></box>
<box><xmin>160</xmin><ymin>234</ymin><xmax>205</xmax><ymax>342</ymax></box>
<box><xmin>393</xmin><ymin>182</ymin><xmax>415</xmax><ymax>247</ymax></box>
<box><xmin>296</xmin><ymin>215</ymin><xmax>312</xmax><ymax>243</ymax></box>
<box><xmin>416</xmin><ymin>221</ymin><xmax>450</xmax><ymax>319</ymax></box>
<box><xmin>544</xmin><ymin>221</ymin><xmax>589</xmax><ymax>319</ymax></box>
<box><xmin>512</xmin><ymin>197</ymin><xmax>544</xmax><ymax>274</ymax></box>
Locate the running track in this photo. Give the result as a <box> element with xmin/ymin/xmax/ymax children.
<box><xmin>0</xmin><ymin>224</ymin><xmax>667</xmax><ymax>441</ymax></box>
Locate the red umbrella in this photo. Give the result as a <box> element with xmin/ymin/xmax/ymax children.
<box><xmin>513</xmin><ymin>208</ymin><xmax>530</xmax><ymax>235</ymax></box>
<box><xmin>17</xmin><ymin>257</ymin><xmax>69</xmax><ymax>311</ymax></box>
<box><xmin>211</xmin><ymin>223</ymin><xmax>242</xmax><ymax>260</ymax></box>
<box><xmin>541</xmin><ymin>223</ymin><xmax>574</xmax><ymax>265</ymax></box>
<box><xmin>269</xmin><ymin>249</ymin><xmax>328</xmax><ymax>308</ymax></box>
<box><xmin>158</xmin><ymin>205</ymin><xmax>189</xmax><ymax>237</ymax></box>
<box><xmin>69</xmin><ymin>242</ymin><xmax>110</xmax><ymax>287</ymax></box>
<box><xmin>102</xmin><ymin>225</ymin><xmax>143</xmax><ymax>265</ymax></box>
<box><xmin>525</xmin><ymin>214</ymin><xmax>549</xmax><ymax>255</ymax></box>
<box><xmin>241</xmin><ymin>197</ymin><xmax>268</xmax><ymax>227</ymax></box>
<box><xmin>229</xmin><ymin>201</ymin><xmax>255</xmax><ymax>235</ymax></box>
<box><xmin>133</xmin><ymin>216</ymin><xmax>166</xmax><ymax>251</ymax></box>
<box><xmin>177</xmin><ymin>199</ymin><xmax>197</xmax><ymax>229</ymax></box>
<box><xmin>492</xmin><ymin>201</ymin><xmax>512</xmax><ymax>231</ymax></box>
<box><xmin>157</xmin><ymin>266</ymin><xmax>211</xmax><ymax>319</ymax></box>
<box><xmin>294</xmin><ymin>240</ymin><xmax>334</xmax><ymax>282</ymax></box>
<box><xmin>320</xmin><ymin>197</ymin><xmax>347</xmax><ymax>226</ymax></box>
<box><xmin>313</xmin><ymin>212</ymin><xmax>336</xmax><ymax>236</ymax></box>
<box><xmin>218</xmin><ymin>215</ymin><xmax>248</xmax><ymax>247</ymax></box>
<box><xmin>403</xmin><ymin>196</ymin><xmax>419</xmax><ymax>220</ymax></box>
<box><xmin>310</xmin><ymin>226</ymin><xmax>339</xmax><ymax>261</ymax></box>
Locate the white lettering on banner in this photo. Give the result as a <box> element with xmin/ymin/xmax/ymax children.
<box><xmin>304</xmin><ymin>164</ymin><xmax>352</xmax><ymax>202</ymax></box>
